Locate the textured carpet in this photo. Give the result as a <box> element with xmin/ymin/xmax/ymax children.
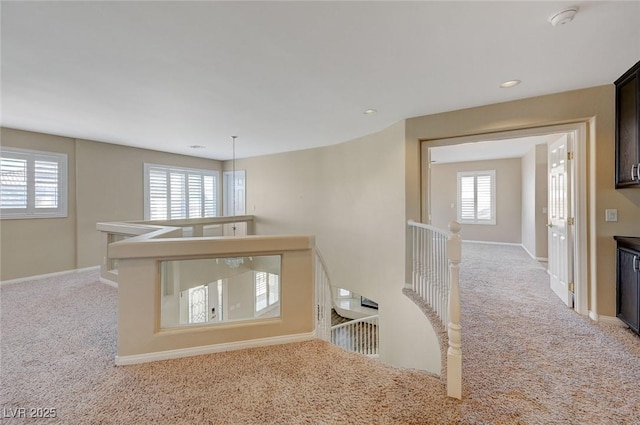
<box><xmin>0</xmin><ymin>271</ymin><xmax>457</xmax><ymax>424</ymax></box>
<box><xmin>458</xmin><ymin>243</ymin><xmax>640</xmax><ymax>425</ymax></box>
<box><xmin>2</xmin><ymin>243</ymin><xmax>640</xmax><ymax>424</ymax></box>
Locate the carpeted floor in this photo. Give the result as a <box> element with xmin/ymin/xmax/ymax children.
<box><xmin>1</xmin><ymin>243</ymin><xmax>640</xmax><ymax>424</ymax></box>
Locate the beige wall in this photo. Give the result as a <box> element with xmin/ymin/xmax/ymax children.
<box><xmin>75</xmin><ymin>139</ymin><xmax>222</xmax><ymax>269</ymax></box>
<box><xmin>431</xmin><ymin>158</ymin><xmax>522</xmax><ymax>244</ymax></box>
<box><xmin>227</xmin><ymin>121</ymin><xmax>442</xmax><ymax>373</ymax></box>
<box><xmin>521</xmin><ymin>144</ymin><xmax>548</xmax><ymax>259</ymax></box>
<box><xmin>0</xmin><ymin>128</ymin><xmax>77</xmax><ymax>279</ymax></box>
<box><xmin>407</xmin><ymin>85</ymin><xmax>640</xmax><ymax>317</ymax></box>
<box><xmin>0</xmin><ymin>128</ymin><xmax>222</xmax><ymax>280</ymax></box>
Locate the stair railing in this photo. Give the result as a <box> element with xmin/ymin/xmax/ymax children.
<box><xmin>314</xmin><ymin>251</ymin><xmax>333</xmax><ymax>342</ymax></box>
<box><xmin>330</xmin><ymin>315</ymin><xmax>379</xmax><ymax>357</ymax></box>
<box><xmin>407</xmin><ymin>220</ymin><xmax>462</xmax><ymax>399</ymax></box>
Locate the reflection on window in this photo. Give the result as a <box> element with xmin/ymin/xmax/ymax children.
<box><xmin>188</xmin><ymin>285</ymin><xmax>208</xmax><ymax>324</ymax></box>
<box><xmin>256</xmin><ymin>272</ymin><xmax>279</xmax><ymax>312</ymax></box>
<box><xmin>160</xmin><ymin>255</ymin><xmax>281</xmax><ymax>329</ymax></box>
<box><xmin>338</xmin><ymin>288</ymin><xmax>351</xmax><ymax>298</ymax></box>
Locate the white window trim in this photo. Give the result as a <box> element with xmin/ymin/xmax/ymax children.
<box><xmin>0</xmin><ymin>146</ymin><xmax>68</xmax><ymax>219</ymax></box>
<box><xmin>143</xmin><ymin>163</ymin><xmax>220</xmax><ymax>220</ymax></box>
<box><xmin>456</xmin><ymin>170</ymin><xmax>496</xmax><ymax>225</ymax></box>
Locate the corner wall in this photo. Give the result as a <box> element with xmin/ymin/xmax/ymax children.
<box><xmin>0</xmin><ymin>128</ymin><xmax>223</xmax><ymax>280</ymax></box>
<box><xmin>228</xmin><ymin>121</ymin><xmax>442</xmax><ymax>373</ymax></box>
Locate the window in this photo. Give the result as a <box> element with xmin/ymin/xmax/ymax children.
<box><xmin>144</xmin><ymin>164</ymin><xmax>219</xmax><ymax>220</ymax></box>
<box><xmin>338</xmin><ymin>288</ymin><xmax>351</xmax><ymax>298</ymax></box>
<box><xmin>255</xmin><ymin>271</ymin><xmax>279</xmax><ymax>312</ymax></box>
<box><xmin>457</xmin><ymin>170</ymin><xmax>496</xmax><ymax>225</ymax></box>
<box><xmin>0</xmin><ymin>147</ymin><xmax>68</xmax><ymax>219</ymax></box>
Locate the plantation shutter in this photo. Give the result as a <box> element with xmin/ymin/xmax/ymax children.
<box><xmin>457</xmin><ymin>170</ymin><xmax>495</xmax><ymax>224</ymax></box>
<box><xmin>144</xmin><ymin>164</ymin><xmax>218</xmax><ymax>220</ymax></box>
<box><xmin>255</xmin><ymin>271</ymin><xmax>267</xmax><ymax>311</ymax></box>
<box><xmin>170</xmin><ymin>172</ymin><xmax>186</xmax><ymax>219</ymax></box>
<box><xmin>0</xmin><ymin>156</ymin><xmax>28</xmax><ymax>209</ymax></box>
<box><xmin>148</xmin><ymin>168</ymin><xmax>168</xmax><ymax>220</ymax></box>
<box><xmin>476</xmin><ymin>174</ymin><xmax>492</xmax><ymax>221</ymax></box>
<box><xmin>459</xmin><ymin>175</ymin><xmax>475</xmax><ymax>221</ymax></box>
<box><xmin>269</xmin><ymin>273</ymin><xmax>279</xmax><ymax>304</ymax></box>
<box><xmin>0</xmin><ymin>147</ymin><xmax>67</xmax><ymax>219</ymax></box>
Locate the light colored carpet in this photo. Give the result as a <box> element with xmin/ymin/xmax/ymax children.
<box><xmin>2</xmin><ymin>243</ymin><xmax>640</xmax><ymax>424</ymax></box>
<box><xmin>0</xmin><ymin>271</ymin><xmax>458</xmax><ymax>424</ymax></box>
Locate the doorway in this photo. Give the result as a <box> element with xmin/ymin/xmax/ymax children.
<box><xmin>421</xmin><ymin>123</ymin><xmax>588</xmax><ymax>314</ymax></box>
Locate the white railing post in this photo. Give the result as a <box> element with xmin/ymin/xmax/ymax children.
<box><xmin>446</xmin><ymin>220</ymin><xmax>462</xmax><ymax>400</ymax></box>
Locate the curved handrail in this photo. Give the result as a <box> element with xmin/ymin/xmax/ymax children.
<box><xmin>406</xmin><ymin>219</ymin><xmax>462</xmax><ymax>400</ymax></box>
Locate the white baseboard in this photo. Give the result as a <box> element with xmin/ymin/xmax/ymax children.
<box><xmin>464</xmin><ymin>241</ymin><xmax>548</xmax><ymax>261</ymax></box>
<box><xmin>519</xmin><ymin>244</ymin><xmax>548</xmax><ymax>262</ymax></box>
<box><xmin>115</xmin><ymin>331</ymin><xmax>316</xmax><ymax>366</ymax></box>
<box><xmin>592</xmin><ymin>313</ymin><xmax>626</xmax><ymax>327</ymax></box>
<box><xmin>100</xmin><ymin>277</ymin><xmax>118</xmax><ymax>288</ymax></box>
<box><xmin>463</xmin><ymin>240</ymin><xmax>522</xmax><ymax>246</ymax></box>
<box><xmin>0</xmin><ymin>265</ymin><xmax>100</xmax><ymax>286</ymax></box>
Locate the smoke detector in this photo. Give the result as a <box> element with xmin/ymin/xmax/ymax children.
<box><xmin>549</xmin><ymin>7</ymin><xmax>578</xmax><ymax>26</ymax></box>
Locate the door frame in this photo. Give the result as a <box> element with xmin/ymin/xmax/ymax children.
<box><xmin>421</xmin><ymin>121</ymin><xmax>588</xmax><ymax>315</ymax></box>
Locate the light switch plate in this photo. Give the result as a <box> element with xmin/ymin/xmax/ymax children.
<box><xmin>605</xmin><ymin>209</ymin><xmax>618</xmax><ymax>222</ymax></box>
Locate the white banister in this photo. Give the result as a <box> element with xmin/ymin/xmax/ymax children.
<box><xmin>446</xmin><ymin>221</ymin><xmax>462</xmax><ymax>399</ymax></box>
<box><xmin>314</xmin><ymin>251</ymin><xmax>332</xmax><ymax>342</ymax></box>
<box><xmin>407</xmin><ymin>219</ymin><xmax>462</xmax><ymax>400</ymax></box>
<box><xmin>330</xmin><ymin>315</ymin><xmax>379</xmax><ymax>357</ymax></box>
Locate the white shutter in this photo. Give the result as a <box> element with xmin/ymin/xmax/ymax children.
<box><xmin>457</xmin><ymin>170</ymin><xmax>495</xmax><ymax>224</ymax></box>
<box><xmin>169</xmin><ymin>172</ymin><xmax>186</xmax><ymax>219</ymax></box>
<box><xmin>459</xmin><ymin>176</ymin><xmax>475</xmax><ymax>221</ymax></box>
<box><xmin>34</xmin><ymin>160</ymin><xmax>59</xmax><ymax>209</ymax></box>
<box><xmin>268</xmin><ymin>273</ymin><xmax>279</xmax><ymax>305</ymax></box>
<box><xmin>188</xmin><ymin>174</ymin><xmax>203</xmax><ymax>218</ymax></box>
<box><xmin>0</xmin><ymin>156</ymin><xmax>28</xmax><ymax>209</ymax></box>
<box><xmin>255</xmin><ymin>271</ymin><xmax>267</xmax><ymax>311</ymax></box>
<box><xmin>148</xmin><ymin>168</ymin><xmax>168</xmax><ymax>220</ymax></box>
<box><xmin>0</xmin><ymin>148</ymin><xmax>67</xmax><ymax>219</ymax></box>
<box><xmin>144</xmin><ymin>164</ymin><xmax>218</xmax><ymax>220</ymax></box>
<box><xmin>203</xmin><ymin>175</ymin><xmax>216</xmax><ymax>217</ymax></box>
<box><xmin>476</xmin><ymin>174</ymin><xmax>493</xmax><ymax>221</ymax></box>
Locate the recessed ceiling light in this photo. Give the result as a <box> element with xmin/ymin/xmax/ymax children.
<box><xmin>364</xmin><ymin>109</ymin><xmax>377</xmax><ymax>115</ymax></box>
<box><xmin>500</xmin><ymin>80</ymin><xmax>521</xmax><ymax>88</ymax></box>
<box><xmin>189</xmin><ymin>145</ymin><xmax>206</xmax><ymax>149</ymax></box>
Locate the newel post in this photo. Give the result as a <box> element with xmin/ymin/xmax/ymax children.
<box><xmin>446</xmin><ymin>220</ymin><xmax>462</xmax><ymax>399</ymax></box>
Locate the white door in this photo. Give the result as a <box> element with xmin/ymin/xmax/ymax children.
<box><xmin>547</xmin><ymin>134</ymin><xmax>573</xmax><ymax>307</ymax></box>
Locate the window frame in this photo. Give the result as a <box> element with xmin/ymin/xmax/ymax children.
<box><xmin>456</xmin><ymin>170</ymin><xmax>496</xmax><ymax>225</ymax></box>
<box><xmin>0</xmin><ymin>147</ymin><xmax>68</xmax><ymax>219</ymax></box>
<box><xmin>143</xmin><ymin>163</ymin><xmax>220</xmax><ymax>220</ymax></box>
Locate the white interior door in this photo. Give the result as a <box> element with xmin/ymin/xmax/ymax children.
<box><xmin>547</xmin><ymin>134</ymin><xmax>573</xmax><ymax>307</ymax></box>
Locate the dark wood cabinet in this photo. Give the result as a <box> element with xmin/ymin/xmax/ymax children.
<box><xmin>615</xmin><ymin>60</ymin><xmax>640</xmax><ymax>188</ymax></box>
<box><xmin>615</xmin><ymin>236</ymin><xmax>640</xmax><ymax>334</ymax></box>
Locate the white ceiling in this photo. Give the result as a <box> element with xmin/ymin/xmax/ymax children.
<box><xmin>430</xmin><ymin>134</ymin><xmax>559</xmax><ymax>164</ymax></box>
<box><xmin>2</xmin><ymin>1</ymin><xmax>639</xmax><ymax>160</ymax></box>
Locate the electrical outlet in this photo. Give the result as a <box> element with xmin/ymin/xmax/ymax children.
<box><xmin>605</xmin><ymin>209</ymin><xmax>618</xmax><ymax>222</ymax></box>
